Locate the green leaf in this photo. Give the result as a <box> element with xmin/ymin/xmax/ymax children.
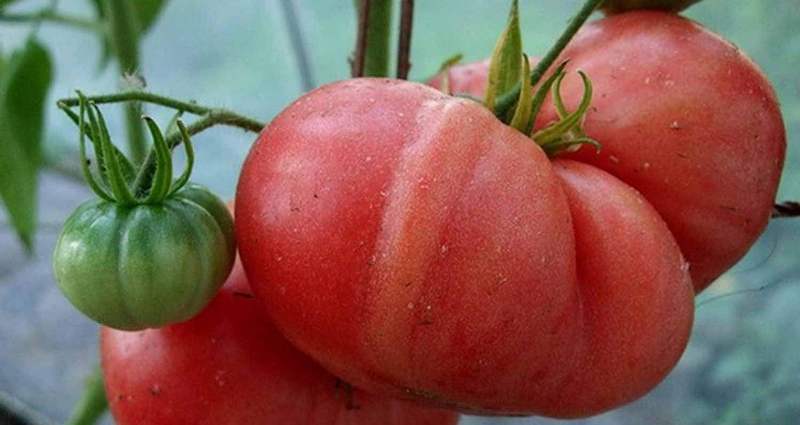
<box><xmin>58</xmin><ymin>103</ymin><xmax>136</xmax><ymax>184</ymax></box>
<box><xmin>485</xmin><ymin>0</ymin><xmax>522</xmax><ymax>110</ymax></box>
<box><xmin>0</xmin><ymin>40</ymin><xmax>53</xmax><ymax>250</ymax></box>
<box><xmin>132</xmin><ymin>0</ymin><xmax>169</xmax><ymax>34</ymax></box>
<box><xmin>89</xmin><ymin>0</ymin><xmax>169</xmax><ymax>70</ymax></box>
<box><xmin>0</xmin><ymin>0</ymin><xmax>21</xmax><ymax>10</ymax></box>
<box><xmin>90</xmin><ymin>0</ymin><xmax>169</xmax><ymax>33</ymax></box>
<box><xmin>509</xmin><ymin>54</ymin><xmax>533</xmax><ymax>133</ymax></box>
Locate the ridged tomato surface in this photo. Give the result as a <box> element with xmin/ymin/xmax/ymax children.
<box><xmin>101</xmin><ymin>259</ymin><xmax>459</xmax><ymax>425</ymax></box>
<box><xmin>236</xmin><ymin>78</ymin><xmax>694</xmax><ymax>417</ymax></box>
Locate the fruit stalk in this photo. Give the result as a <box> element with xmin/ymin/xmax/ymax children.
<box><xmin>352</xmin><ymin>0</ymin><xmax>393</xmax><ymax>77</ymax></box>
<box><xmin>773</xmin><ymin>202</ymin><xmax>800</xmax><ymax>218</ymax></box>
<box><xmin>396</xmin><ymin>0</ymin><xmax>415</xmax><ymax>79</ymax></box>
<box><xmin>103</xmin><ymin>0</ymin><xmax>147</xmax><ymax>164</ymax></box>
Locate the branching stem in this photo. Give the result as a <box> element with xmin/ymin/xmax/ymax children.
<box><xmin>103</xmin><ymin>0</ymin><xmax>147</xmax><ymax>164</ymax></box>
<box><xmin>352</xmin><ymin>0</ymin><xmax>392</xmax><ymax>77</ymax></box>
<box><xmin>396</xmin><ymin>0</ymin><xmax>415</xmax><ymax>79</ymax></box>
<box><xmin>58</xmin><ymin>90</ymin><xmax>265</xmax><ymax>195</ymax></box>
<box><xmin>773</xmin><ymin>202</ymin><xmax>800</xmax><ymax>218</ymax></box>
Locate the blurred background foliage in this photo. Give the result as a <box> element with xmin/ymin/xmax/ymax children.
<box><xmin>0</xmin><ymin>0</ymin><xmax>799</xmax><ymax>424</ymax></box>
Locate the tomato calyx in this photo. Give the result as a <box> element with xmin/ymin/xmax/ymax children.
<box><xmin>451</xmin><ymin>0</ymin><xmax>600</xmax><ymax>157</ymax></box>
<box><xmin>73</xmin><ymin>91</ymin><xmax>194</xmax><ymax>206</ymax></box>
<box><xmin>533</xmin><ymin>69</ymin><xmax>601</xmax><ymax>155</ymax></box>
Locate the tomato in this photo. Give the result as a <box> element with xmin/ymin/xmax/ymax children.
<box><xmin>430</xmin><ymin>12</ymin><xmax>786</xmax><ymax>291</ymax></box>
<box><xmin>235</xmin><ymin>78</ymin><xmax>694</xmax><ymax>417</ymax></box>
<box><xmin>601</xmin><ymin>0</ymin><xmax>700</xmax><ymax>14</ymax></box>
<box><xmin>54</xmin><ymin>102</ymin><xmax>237</xmax><ymax>330</ymax></box>
<box><xmin>537</xmin><ymin>11</ymin><xmax>785</xmax><ymax>290</ymax></box>
<box><xmin>53</xmin><ymin>182</ymin><xmax>235</xmax><ymax>330</ymax></box>
<box><xmin>101</xmin><ymin>259</ymin><xmax>459</xmax><ymax>425</ymax></box>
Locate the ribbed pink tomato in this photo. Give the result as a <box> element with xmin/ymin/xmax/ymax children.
<box><xmin>235</xmin><ymin>77</ymin><xmax>694</xmax><ymax>417</ymax></box>
<box><xmin>537</xmin><ymin>11</ymin><xmax>785</xmax><ymax>290</ymax></box>
<box><xmin>430</xmin><ymin>12</ymin><xmax>786</xmax><ymax>291</ymax></box>
<box><xmin>101</xmin><ymin>258</ymin><xmax>459</xmax><ymax>425</ymax></box>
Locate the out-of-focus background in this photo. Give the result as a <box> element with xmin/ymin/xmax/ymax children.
<box><xmin>1</xmin><ymin>0</ymin><xmax>799</xmax><ymax>424</ymax></box>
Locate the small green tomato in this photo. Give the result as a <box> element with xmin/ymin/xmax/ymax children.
<box><xmin>53</xmin><ymin>95</ymin><xmax>235</xmax><ymax>330</ymax></box>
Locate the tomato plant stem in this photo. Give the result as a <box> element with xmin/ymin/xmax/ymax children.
<box><xmin>59</xmin><ymin>91</ymin><xmax>227</xmax><ymax>117</ymax></box>
<box><xmin>103</xmin><ymin>0</ymin><xmax>148</xmax><ymax>165</ymax></box>
<box><xmin>352</xmin><ymin>0</ymin><xmax>393</xmax><ymax>77</ymax></box>
<box><xmin>396</xmin><ymin>0</ymin><xmax>415</xmax><ymax>79</ymax></box>
<box><xmin>65</xmin><ymin>367</ymin><xmax>107</xmax><ymax>425</ymax></box>
<box><xmin>773</xmin><ymin>201</ymin><xmax>800</xmax><ymax>218</ymax></box>
<box><xmin>58</xmin><ymin>91</ymin><xmax>264</xmax><ymax>195</ymax></box>
<box><xmin>0</xmin><ymin>10</ymin><xmax>102</xmax><ymax>33</ymax></box>
<box><xmin>129</xmin><ymin>110</ymin><xmax>264</xmax><ymax>196</ymax></box>
<box><xmin>493</xmin><ymin>0</ymin><xmax>603</xmax><ymax>117</ymax></box>
<box><xmin>352</xmin><ymin>0</ymin><xmax>371</xmax><ymax>77</ymax></box>
<box><xmin>278</xmin><ymin>0</ymin><xmax>316</xmax><ymax>91</ymax></box>
<box><xmin>57</xmin><ymin>92</ymin><xmax>264</xmax><ymax>137</ymax></box>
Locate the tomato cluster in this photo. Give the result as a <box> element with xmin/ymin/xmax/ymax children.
<box><xmin>53</xmin><ymin>5</ymin><xmax>786</xmax><ymax>424</ymax></box>
<box><xmin>235</xmin><ymin>10</ymin><xmax>784</xmax><ymax>419</ymax></box>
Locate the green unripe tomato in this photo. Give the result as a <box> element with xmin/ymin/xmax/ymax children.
<box><xmin>602</xmin><ymin>0</ymin><xmax>700</xmax><ymax>14</ymax></box>
<box><xmin>53</xmin><ymin>183</ymin><xmax>235</xmax><ymax>330</ymax></box>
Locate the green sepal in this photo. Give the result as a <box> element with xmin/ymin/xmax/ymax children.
<box><xmin>509</xmin><ymin>54</ymin><xmax>534</xmax><ymax>134</ymax></box>
<box><xmin>66</xmin><ymin>93</ymin><xmax>136</xmax><ymax>184</ymax></box>
<box><xmin>532</xmin><ymin>70</ymin><xmax>600</xmax><ymax>156</ymax></box>
<box><xmin>533</xmin><ymin>71</ymin><xmax>592</xmax><ymax>144</ymax></box>
<box><xmin>528</xmin><ymin>61</ymin><xmax>568</xmax><ymax>134</ymax></box>
<box><xmin>77</xmin><ymin>98</ymin><xmax>113</xmax><ymax>202</ymax></box>
<box><xmin>142</xmin><ymin>116</ymin><xmax>172</xmax><ymax>203</ymax></box>
<box><xmin>485</xmin><ymin>0</ymin><xmax>522</xmax><ymax>110</ymax></box>
<box><xmin>90</xmin><ymin>103</ymin><xmax>137</xmax><ymax>205</ymax></box>
<box><xmin>64</xmin><ymin>92</ymin><xmax>201</xmax><ymax>207</ymax></box>
<box><xmin>167</xmin><ymin>120</ymin><xmax>195</xmax><ymax>197</ymax></box>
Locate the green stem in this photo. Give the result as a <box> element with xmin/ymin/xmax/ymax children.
<box><xmin>65</xmin><ymin>367</ymin><xmax>107</xmax><ymax>425</ymax></box>
<box><xmin>58</xmin><ymin>91</ymin><xmax>264</xmax><ymax>133</ymax></box>
<box><xmin>355</xmin><ymin>0</ymin><xmax>393</xmax><ymax>77</ymax></box>
<box><xmin>131</xmin><ymin>110</ymin><xmax>264</xmax><ymax>195</ymax></box>
<box><xmin>0</xmin><ymin>10</ymin><xmax>102</xmax><ymax>32</ymax></box>
<box><xmin>103</xmin><ymin>0</ymin><xmax>147</xmax><ymax>164</ymax></box>
<box><xmin>493</xmin><ymin>0</ymin><xmax>603</xmax><ymax>117</ymax></box>
<box><xmin>58</xmin><ymin>90</ymin><xmax>265</xmax><ymax>195</ymax></box>
<box><xmin>59</xmin><ymin>91</ymin><xmax>219</xmax><ymax>116</ymax></box>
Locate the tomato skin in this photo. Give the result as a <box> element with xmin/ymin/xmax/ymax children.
<box><xmin>53</xmin><ymin>183</ymin><xmax>235</xmax><ymax>330</ymax></box>
<box><xmin>537</xmin><ymin>11</ymin><xmax>786</xmax><ymax>291</ymax></box>
<box><xmin>602</xmin><ymin>0</ymin><xmax>700</xmax><ymax>14</ymax></box>
<box><xmin>236</xmin><ymin>78</ymin><xmax>693</xmax><ymax>417</ymax></box>
<box><xmin>101</xmin><ymin>259</ymin><xmax>459</xmax><ymax>425</ymax></box>
<box><xmin>427</xmin><ymin>58</ymin><xmax>493</xmax><ymax>97</ymax></box>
